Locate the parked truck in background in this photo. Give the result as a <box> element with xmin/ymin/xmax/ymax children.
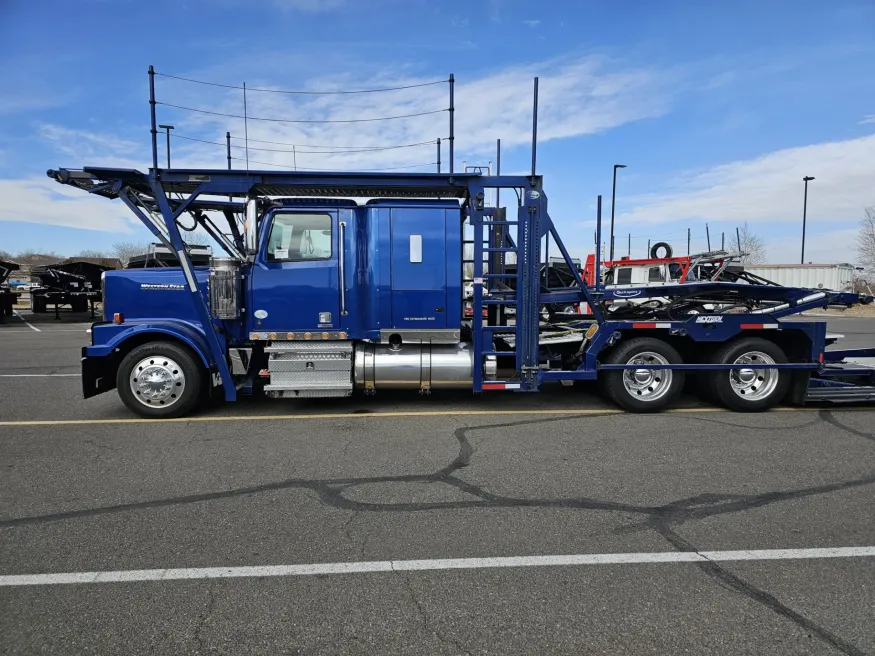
<box><xmin>742</xmin><ymin>264</ymin><xmax>857</xmax><ymax>292</ymax></box>
<box><xmin>0</xmin><ymin>260</ymin><xmax>20</xmax><ymax>318</ymax></box>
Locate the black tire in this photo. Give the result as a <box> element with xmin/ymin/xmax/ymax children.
<box><xmin>32</xmin><ymin>295</ymin><xmax>46</xmax><ymax>313</ymax></box>
<box><xmin>71</xmin><ymin>297</ymin><xmax>88</xmax><ymax>313</ymax></box>
<box><xmin>601</xmin><ymin>337</ymin><xmax>685</xmax><ymax>412</ymax></box>
<box><xmin>116</xmin><ymin>341</ymin><xmax>203</xmax><ymax>418</ymax></box>
<box><xmin>709</xmin><ymin>337</ymin><xmax>790</xmax><ymax>412</ymax></box>
<box><xmin>650</xmin><ymin>241</ymin><xmax>673</xmax><ymax>259</ymax></box>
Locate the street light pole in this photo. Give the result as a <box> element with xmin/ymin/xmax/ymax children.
<box><xmin>158</xmin><ymin>124</ymin><xmax>174</xmax><ymax>169</ymax></box>
<box><xmin>609</xmin><ymin>164</ymin><xmax>626</xmax><ymax>260</ymax></box>
<box><xmin>801</xmin><ymin>176</ymin><xmax>815</xmax><ymax>264</ymax></box>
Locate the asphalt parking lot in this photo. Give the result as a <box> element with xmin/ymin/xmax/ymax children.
<box><xmin>1</xmin><ymin>311</ymin><xmax>874</xmax><ymax>655</ymax></box>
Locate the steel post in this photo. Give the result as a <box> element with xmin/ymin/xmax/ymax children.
<box><xmin>609</xmin><ymin>164</ymin><xmax>625</xmax><ymax>260</ymax></box>
<box><xmin>531</xmin><ymin>77</ymin><xmax>539</xmax><ymax>176</ymax></box>
<box><xmin>148</xmin><ymin>65</ymin><xmax>158</xmax><ymax>170</ymax></box>
<box><xmin>595</xmin><ymin>196</ymin><xmax>602</xmax><ymax>296</ymax></box>
<box><xmin>448</xmin><ymin>74</ymin><xmax>454</xmax><ymax>175</ymax></box>
<box><xmin>149</xmin><ymin>179</ymin><xmax>236</xmax><ymax>401</ymax></box>
<box><xmin>801</xmin><ymin>176</ymin><xmax>814</xmax><ymax>263</ymax></box>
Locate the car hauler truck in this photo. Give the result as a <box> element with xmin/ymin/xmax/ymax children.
<box><xmin>45</xmin><ymin>78</ymin><xmax>875</xmax><ymax>418</ymax></box>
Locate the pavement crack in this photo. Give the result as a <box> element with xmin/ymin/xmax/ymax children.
<box><xmin>398</xmin><ymin>567</ymin><xmax>471</xmax><ymax>656</ymax></box>
<box><xmin>3</xmin><ymin>412</ymin><xmax>872</xmax><ymax>536</ymax></box>
<box><xmin>655</xmin><ymin>524</ymin><xmax>867</xmax><ymax>656</ymax></box>
<box><xmin>340</xmin><ymin>508</ymin><xmax>359</xmax><ymax>548</ymax></box>
<box><xmin>819</xmin><ymin>410</ymin><xmax>875</xmax><ymax>443</ymax></box>
<box><xmin>678</xmin><ymin>413</ymin><xmax>823</xmax><ymax>432</ymax></box>
<box><xmin>192</xmin><ymin>582</ymin><xmax>217</xmax><ymax>654</ymax></box>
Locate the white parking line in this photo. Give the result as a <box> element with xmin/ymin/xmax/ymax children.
<box><xmin>0</xmin><ymin>374</ymin><xmax>78</xmax><ymax>377</ymax></box>
<box><xmin>0</xmin><ymin>329</ymin><xmax>91</xmax><ymax>333</ymax></box>
<box><xmin>12</xmin><ymin>311</ymin><xmax>40</xmax><ymax>332</ymax></box>
<box><xmin>2</xmin><ymin>546</ymin><xmax>873</xmax><ymax>587</ymax></box>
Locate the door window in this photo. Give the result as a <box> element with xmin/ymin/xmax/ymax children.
<box><xmin>267</xmin><ymin>213</ymin><xmax>332</xmax><ymax>261</ymax></box>
<box><xmin>615</xmin><ymin>267</ymin><xmax>632</xmax><ymax>284</ymax></box>
<box><xmin>648</xmin><ymin>266</ymin><xmax>665</xmax><ymax>282</ymax></box>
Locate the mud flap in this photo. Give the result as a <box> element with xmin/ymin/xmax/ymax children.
<box><xmin>785</xmin><ymin>371</ymin><xmax>811</xmax><ymax>406</ymax></box>
<box><xmin>81</xmin><ymin>349</ymin><xmax>117</xmax><ymax>399</ymax></box>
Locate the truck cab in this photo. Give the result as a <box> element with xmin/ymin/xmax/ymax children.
<box><xmin>92</xmin><ymin>197</ymin><xmax>468</xmax><ymax>415</ymax></box>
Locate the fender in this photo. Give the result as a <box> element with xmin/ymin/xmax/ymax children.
<box><xmin>81</xmin><ymin>320</ymin><xmax>224</xmax><ymax>399</ymax></box>
<box><xmin>86</xmin><ymin>319</ymin><xmax>221</xmax><ymax>368</ymax></box>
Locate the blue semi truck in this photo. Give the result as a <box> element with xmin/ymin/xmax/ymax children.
<box><xmin>45</xmin><ymin>164</ymin><xmax>875</xmax><ymax>419</ymax></box>
<box><xmin>42</xmin><ymin>74</ymin><xmax>875</xmax><ymax>418</ymax></box>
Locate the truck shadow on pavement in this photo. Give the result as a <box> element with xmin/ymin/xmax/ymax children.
<box><xmin>3</xmin><ymin>410</ymin><xmax>872</xmax><ymax>655</ymax></box>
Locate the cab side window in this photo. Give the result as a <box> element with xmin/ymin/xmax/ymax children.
<box><xmin>648</xmin><ymin>266</ymin><xmax>665</xmax><ymax>282</ymax></box>
<box><xmin>267</xmin><ymin>213</ymin><xmax>332</xmax><ymax>261</ymax></box>
<box><xmin>615</xmin><ymin>267</ymin><xmax>632</xmax><ymax>284</ymax></box>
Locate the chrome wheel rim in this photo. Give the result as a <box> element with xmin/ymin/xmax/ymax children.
<box><xmin>729</xmin><ymin>351</ymin><xmax>778</xmax><ymax>401</ymax></box>
<box><xmin>129</xmin><ymin>355</ymin><xmax>186</xmax><ymax>408</ymax></box>
<box><xmin>622</xmin><ymin>351</ymin><xmax>673</xmax><ymax>401</ymax></box>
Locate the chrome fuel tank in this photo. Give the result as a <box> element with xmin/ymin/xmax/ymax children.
<box><xmin>354</xmin><ymin>342</ymin><xmax>473</xmax><ymax>391</ymax></box>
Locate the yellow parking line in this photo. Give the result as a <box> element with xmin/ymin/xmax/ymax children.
<box><xmin>0</xmin><ymin>405</ymin><xmax>849</xmax><ymax>428</ymax></box>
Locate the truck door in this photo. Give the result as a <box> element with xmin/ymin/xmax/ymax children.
<box><xmin>249</xmin><ymin>210</ymin><xmax>341</xmax><ymax>333</ymax></box>
<box><xmin>390</xmin><ymin>208</ymin><xmax>447</xmax><ymax>328</ymax></box>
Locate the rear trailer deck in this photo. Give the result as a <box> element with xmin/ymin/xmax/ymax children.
<box><xmin>41</xmin><ymin>72</ymin><xmax>875</xmax><ymax>418</ymax></box>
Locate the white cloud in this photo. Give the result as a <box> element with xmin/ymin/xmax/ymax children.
<box><xmin>37</xmin><ymin>124</ymin><xmax>141</xmax><ymax>160</ymax></box>
<box><xmin>160</xmin><ymin>55</ymin><xmax>670</xmax><ymax>172</ymax></box>
<box><xmin>861</xmin><ymin>114</ymin><xmax>875</xmax><ymax>124</ymax></box>
<box><xmin>522</xmin><ymin>19</ymin><xmax>540</xmax><ymax>27</ymax></box>
<box><xmin>619</xmin><ymin>133</ymin><xmax>875</xmax><ymax>228</ymax></box>
<box><xmin>14</xmin><ymin>55</ymin><xmax>671</xmax><ymax>239</ymax></box>
<box><xmin>0</xmin><ymin>177</ymin><xmax>136</xmax><ymax>233</ymax></box>
<box><xmin>764</xmin><ymin>227</ymin><xmax>859</xmax><ymax>265</ymax></box>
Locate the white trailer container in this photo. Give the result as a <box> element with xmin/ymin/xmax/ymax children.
<box><xmin>744</xmin><ymin>263</ymin><xmax>856</xmax><ymax>291</ymax></box>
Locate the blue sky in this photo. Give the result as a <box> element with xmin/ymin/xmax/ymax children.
<box><xmin>0</xmin><ymin>0</ymin><xmax>873</xmax><ymax>263</ymax></box>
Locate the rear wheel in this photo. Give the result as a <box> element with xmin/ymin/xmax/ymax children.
<box><xmin>709</xmin><ymin>338</ymin><xmax>789</xmax><ymax>412</ymax></box>
<box><xmin>117</xmin><ymin>341</ymin><xmax>203</xmax><ymax>418</ymax></box>
<box><xmin>601</xmin><ymin>337</ymin><xmax>685</xmax><ymax>412</ymax></box>
<box><xmin>32</xmin><ymin>295</ymin><xmax>47</xmax><ymax>313</ymax></box>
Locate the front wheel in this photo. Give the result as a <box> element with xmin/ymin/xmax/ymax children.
<box><xmin>709</xmin><ymin>338</ymin><xmax>789</xmax><ymax>412</ymax></box>
<box><xmin>116</xmin><ymin>341</ymin><xmax>203</xmax><ymax>418</ymax></box>
<box><xmin>601</xmin><ymin>337</ymin><xmax>685</xmax><ymax>412</ymax></box>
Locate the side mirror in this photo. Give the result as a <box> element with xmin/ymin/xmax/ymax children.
<box><xmin>244</xmin><ymin>198</ymin><xmax>258</xmax><ymax>255</ymax></box>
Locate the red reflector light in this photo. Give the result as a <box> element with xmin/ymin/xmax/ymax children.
<box><xmin>113</xmin><ymin>313</ymin><xmax>125</xmax><ymax>324</ymax></box>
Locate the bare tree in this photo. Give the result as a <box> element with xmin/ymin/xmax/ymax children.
<box><xmin>74</xmin><ymin>249</ymin><xmax>110</xmax><ymax>259</ymax></box>
<box><xmin>735</xmin><ymin>223</ymin><xmax>766</xmax><ymax>264</ymax></box>
<box><xmin>0</xmin><ymin>250</ymin><xmax>12</xmax><ymax>260</ymax></box>
<box><xmin>16</xmin><ymin>250</ymin><xmax>63</xmax><ymax>260</ymax></box>
<box><xmin>857</xmin><ymin>207</ymin><xmax>875</xmax><ymax>274</ymax></box>
<box><xmin>183</xmin><ymin>231</ymin><xmax>211</xmax><ymax>247</ymax></box>
<box><xmin>112</xmin><ymin>241</ymin><xmax>150</xmax><ymax>267</ymax></box>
